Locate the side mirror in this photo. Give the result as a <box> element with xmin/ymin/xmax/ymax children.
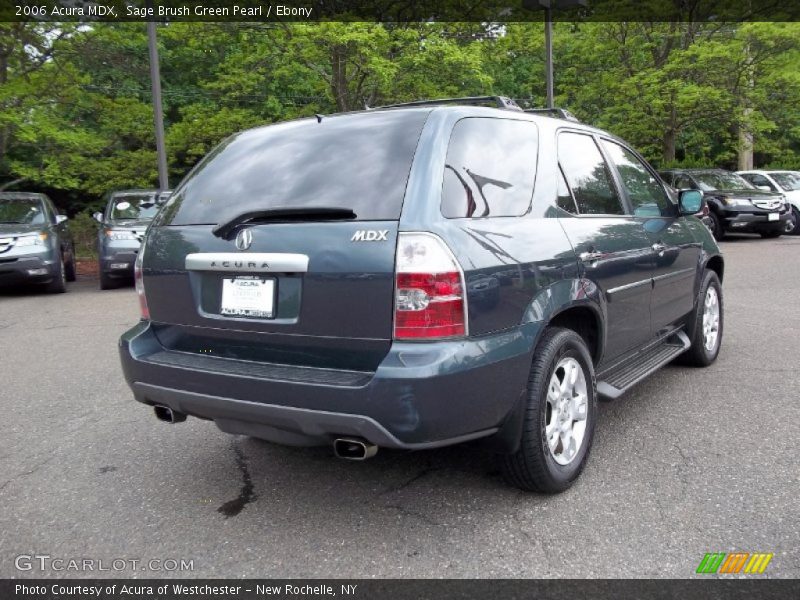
<box><xmin>55</xmin><ymin>214</ymin><xmax>68</xmax><ymax>224</ymax></box>
<box><xmin>756</xmin><ymin>185</ymin><xmax>773</xmax><ymax>192</ymax></box>
<box><xmin>93</xmin><ymin>212</ymin><xmax>104</xmax><ymax>223</ymax></box>
<box><xmin>678</xmin><ymin>189</ymin><xmax>704</xmax><ymax>215</ymax></box>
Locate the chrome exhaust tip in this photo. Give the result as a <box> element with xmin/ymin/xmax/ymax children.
<box><xmin>153</xmin><ymin>405</ymin><xmax>186</xmax><ymax>424</ymax></box>
<box><xmin>333</xmin><ymin>438</ymin><xmax>378</xmax><ymax>460</ymax></box>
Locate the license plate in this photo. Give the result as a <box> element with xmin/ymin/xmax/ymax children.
<box><xmin>768</xmin><ymin>213</ymin><xmax>779</xmax><ymax>221</ymax></box>
<box><xmin>220</xmin><ymin>277</ymin><xmax>275</xmax><ymax>318</ymax></box>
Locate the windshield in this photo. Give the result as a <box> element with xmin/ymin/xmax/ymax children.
<box><xmin>769</xmin><ymin>172</ymin><xmax>800</xmax><ymax>191</ymax></box>
<box><xmin>109</xmin><ymin>193</ymin><xmax>159</xmax><ymax>221</ymax></box>
<box><xmin>160</xmin><ymin>109</ymin><xmax>429</xmax><ymax>226</ymax></box>
<box><xmin>0</xmin><ymin>197</ymin><xmax>46</xmax><ymax>225</ymax></box>
<box><xmin>692</xmin><ymin>172</ymin><xmax>754</xmax><ymax>191</ymax></box>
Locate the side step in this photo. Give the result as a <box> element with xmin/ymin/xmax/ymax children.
<box><xmin>596</xmin><ymin>330</ymin><xmax>690</xmax><ymax>400</ymax></box>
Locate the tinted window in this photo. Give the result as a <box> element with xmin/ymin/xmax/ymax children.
<box><xmin>109</xmin><ymin>192</ymin><xmax>159</xmax><ymax>221</ymax></box>
<box><xmin>743</xmin><ymin>173</ymin><xmax>776</xmax><ymax>191</ymax></box>
<box><xmin>602</xmin><ymin>140</ymin><xmax>671</xmax><ymax>216</ymax></box>
<box><xmin>770</xmin><ymin>172</ymin><xmax>800</xmax><ymax>191</ymax></box>
<box><xmin>441</xmin><ymin>118</ymin><xmax>537</xmax><ymax>218</ymax></box>
<box><xmin>555</xmin><ymin>168</ymin><xmax>578</xmax><ymax>214</ymax></box>
<box><xmin>162</xmin><ymin>110</ymin><xmax>429</xmax><ymax>225</ymax></box>
<box><xmin>558</xmin><ymin>132</ymin><xmax>624</xmax><ymax>215</ymax></box>
<box><xmin>692</xmin><ymin>171</ymin><xmax>754</xmax><ymax>191</ymax></box>
<box><xmin>674</xmin><ymin>174</ymin><xmax>695</xmax><ymax>189</ymax></box>
<box><xmin>0</xmin><ymin>196</ymin><xmax>46</xmax><ymax>225</ymax></box>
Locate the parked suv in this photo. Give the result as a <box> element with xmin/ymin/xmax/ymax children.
<box><xmin>120</xmin><ymin>98</ymin><xmax>724</xmax><ymax>492</ymax></box>
<box><xmin>0</xmin><ymin>192</ymin><xmax>76</xmax><ymax>293</ymax></box>
<box><xmin>94</xmin><ymin>189</ymin><xmax>165</xmax><ymax>289</ymax></box>
<box><xmin>659</xmin><ymin>168</ymin><xmax>790</xmax><ymax>240</ymax></box>
<box><xmin>737</xmin><ymin>170</ymin><xmax>800</xmax><ymax>235</ymax></box>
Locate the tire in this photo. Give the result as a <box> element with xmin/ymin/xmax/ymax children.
<box><xmin>760</xmin><ymin>231</ymin><xmax>782</xmax><ymax>239</ymax></box>
<box><xmin>678</xmin><ymin>270</ymin><xmax>723</xmax><ymax>367</ymax></box>
<box><xmin>791</xmin><ymin>207</ymin><xmax>800</xmax><ymax>236</ymax></box>
<box><xmin>65</xmin><ymin>252</ymin><xmax>77</xmax><ymax>282</ymax></box>
<box><xmin>99</xmin><ymin>268</ymin><xmax>117</xmax><ymax>290</ymax></box>
<box><xmin>708</xmin><ymin>211</ymin><xmax>725</xmax><ymax>241</ymax></box>
<box><xmin>501</xmin><ymin>327</ymin><xmax>597</xmax><ymax>493</ymax></box>
<box><xmin>46</xmin><ymin>258</ymin><xmax>67</xmax><ymax>294</ymax></box>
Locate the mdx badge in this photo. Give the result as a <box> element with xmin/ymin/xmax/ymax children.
<box><xmin>235</xmin><ymin>228</ymin><xmax>253</xmax><ymax>250</ymax></box>
<box><xmin>351</xmin><ymin>230</ymin><xmax>388</xmax><ymax>242</ymax></box>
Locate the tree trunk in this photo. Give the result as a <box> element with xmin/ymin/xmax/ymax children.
<box><xmin>662</xmin><ymin>129</ymin><xmax>676</xmax><ymax>165</ymax></box>
<box><xmin>737</xmin><ymin>43</ymin><xmax>755</xmax><ymax>171</ymax></box>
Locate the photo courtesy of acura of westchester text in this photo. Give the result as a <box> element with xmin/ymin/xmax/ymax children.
<box><xmin>1</xmin><ymin>0</ymin><xmax>798</xmax><ymax>596</ymax></box>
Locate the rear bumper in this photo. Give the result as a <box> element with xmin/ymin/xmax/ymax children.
<box><xmin>119</xmin><ymin>320</ymin><xmax>537</xmax><ymax>448</ymax></box>
<box><xmin>0</xmin><ymin>254</ymin><xmax>59</xmax><ymax>286</ymax></box>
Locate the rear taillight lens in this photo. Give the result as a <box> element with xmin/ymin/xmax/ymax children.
<box><xmin>134</xmin><ymin>239</ymin><xmax>149</xmax><ymax>320</ymax></box>
<box><xmin>394</xmin><ymin>233</ymin><xmax>466</xmax><ymax>340</ymax></box>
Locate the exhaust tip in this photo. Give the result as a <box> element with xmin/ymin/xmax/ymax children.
<box><xmin>333</xmin><ymin>438</ymin><xmax>378</xmax><ymax>460</ymax></box>
<box><xmin>153</xmin><ymin>405</ymin><xmax>186</xmax><ymax>424</ymax></box>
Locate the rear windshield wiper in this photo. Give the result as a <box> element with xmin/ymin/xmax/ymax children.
<box><xmin>212</xmin><ymin>206</ymin><xmax>357</xmax><ymax>239</ymax></box>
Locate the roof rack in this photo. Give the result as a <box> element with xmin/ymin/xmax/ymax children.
<box><xmin>377</xmin><ymin>96</ymin><xmax>522</xmax><ymax>111</ymax></box>
<box><xmin>524</xmin><ymin>108</ymin><xmax>580</xmax><ymax>122</ymax></box>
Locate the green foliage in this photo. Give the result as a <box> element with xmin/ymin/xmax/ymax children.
<box><xmin>69</xmin><ymin>210</ymin><xmax>100</xmax><ymax>259</ymax></box>
<box><xmin>0</xmin><ymin>21</ymin><xmax>799</xmax><ymax>213</ymax></box>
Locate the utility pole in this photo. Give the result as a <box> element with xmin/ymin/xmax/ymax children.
<box><xmin>147</xmin><ymin>21</ymin><xmax>169</xmax><ymax>191</ymax></box>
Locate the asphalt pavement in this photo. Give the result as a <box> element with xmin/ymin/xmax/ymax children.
<box><xmin>1</xmin><ymin>235</ymin><xmax>798</xmax><ymax>579</ymax></box>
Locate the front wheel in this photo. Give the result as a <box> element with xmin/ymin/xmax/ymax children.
<box><xmin>790</xmin><ymin>207</ymin><xmax>800</xmax><ymax>235</ymax></box>
<box><xmin>708</xmin><ymin>211</ymin><xmax>725</xmax><ymax>241</ymax></box>
<box><xmin>678</xmin><ymin>270</ymin><xmax>723</xmax><ymax>367</ymax></box>
<box><xmin>45</xmin><ymin>258</ymin><xmax>67</xmax><ymax>294</ymax></box>
<box><xmin>501</xmin><ymin>327</ymin><xmax>597</xmax><ymax>493</ymax></box>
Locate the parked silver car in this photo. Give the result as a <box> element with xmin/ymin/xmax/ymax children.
<box><xmin>0</xmin><ymin>192</ymin><xmax>75</xmax><ymax>293</ymax></box>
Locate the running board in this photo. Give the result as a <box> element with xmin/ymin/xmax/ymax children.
<box><xmin>596</xmin><ymin>330</ymin><xmax>690</xmax><ymax>400</ymax></box>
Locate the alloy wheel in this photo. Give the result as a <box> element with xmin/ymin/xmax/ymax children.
<box><xmin>702</xmin><ymin>286</ymin><xmax>720</xmax><ymax>352</ymax></box>
<box><xmin>545</xmin><ymin>357</ymin><xmax>589</xmax><ymax>466</ymax></box>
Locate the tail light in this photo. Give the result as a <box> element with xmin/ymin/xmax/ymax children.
<box><xmin>394</xmin><ymin>232</ymin><xmax>467</xmax><ymax>340</ymax></box>
<box><xmin>134</xmin><ymin>239</ymin><xmax>149</xmax><ymax>320</ymax></box>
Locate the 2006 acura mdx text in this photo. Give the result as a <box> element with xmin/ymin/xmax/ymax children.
<box><xmin>119</xmin><ymin>97</ymin><xmax>724</xmax><ymax>492</ymax></box>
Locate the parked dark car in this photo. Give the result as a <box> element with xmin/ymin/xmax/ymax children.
<box><xmin>0</xmin><ymin>192</ymin><xmax>75</xmax><ymax>293</ymax></box>
<box><xmin>94</xmin><ymin>189</ymin><xmax>166</xmax><ymax>289</ymax></box>
<box><xmin>119</xmin><ymin>97</ymin><xmax>724</xmax><ymax>492</ymax></box>
<box><xmin>659</xmin><ymin>168</ymin><xmax>790</xmax><ymax>240</ymax></box>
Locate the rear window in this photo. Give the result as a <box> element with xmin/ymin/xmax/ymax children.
<box><xmin>441</xmin><ymin>117</ymin><xmax>538</xmax><ymax>218</ymax></box>
<box><xmin>161</xmin><ymin>110</ymin><xmax>429</xmax><ymax>225</ymax></box>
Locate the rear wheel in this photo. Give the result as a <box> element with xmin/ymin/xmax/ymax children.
<box><xmin>46</xmin><ymin>257</ymin><xmax>67</xmax><ymax>294</ymax></box>
<box><xmin>678</xmin><ymin>270</ymin><xmax>723</xmax><ymax>367</ymax></box>
<box><xmin>501</xmin><ymin>327</ymin><xmax>596</xmax><ymax>493</ymax></box>
<box><xmin>708</xmin><ymin>211</ymin><xmax>725</xmax><ymax>240</ymax></box>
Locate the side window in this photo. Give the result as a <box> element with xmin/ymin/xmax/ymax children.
<box><xmin>745</xmin><ymin>174</ymin><xmax>776</xmax><ymax>191</ymax></box>
<box><xmin>557</xmin><ymin>132</ymin><xmax>624</xmax><ymax>215</ymax></box>
<box><xmin>602</xmin><ymin>140</ymin><xmax>672</xmax><ymax>217</ymax></box>
<box><xmin>674</xmin><ymin>174</ymin><xmax>694</xmax><ymax>189</ymax></box>
<box><xmin>555</xmin><ymin>168</ymin><xmax>578</xmax><ymax>214</ymax></box>
<box><xmin>441</xmin><ymin>118</ymin><xmax>538</xmax><ymax>218</ymax></box>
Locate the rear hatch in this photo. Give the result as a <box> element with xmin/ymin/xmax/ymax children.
<box><xmin>143</xmin><ymin>109</ymin><xmax>430</xmax><ymax>373</ymax></box>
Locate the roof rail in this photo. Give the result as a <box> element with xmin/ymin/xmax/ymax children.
<box><xmin>524</xmin><ymin>108</ymin><xmax>580</xmax><ymax>122</ymax></box>
<box><xmin>377</xmin><ymin>96</ymin><xmax>522</xmax><ymax>111</ymax></box>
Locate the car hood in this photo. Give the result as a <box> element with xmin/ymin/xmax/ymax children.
<box><xmin>704</xmin><ymin>189</ymin><xmax>783</xmax><ymax>200</ymax></box>
<box><xmin>0</xmin><ymin>223</ymin><xmax>45</xmax><ymax>237</ymax></box>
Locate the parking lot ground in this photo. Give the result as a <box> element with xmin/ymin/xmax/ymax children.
<box><xmin>1</xmin><ymin>235</ymin><xmax>798</xmax><ymax>579</ymax></box>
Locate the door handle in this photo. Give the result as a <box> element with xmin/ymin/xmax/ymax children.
<box><xmin>651</xmin><ymin>243</ymin><xmax>666</xmax><ymax>256</ymax></box>
<box><xmin>579</xmin><ymin>251</ymin><xmax>605</xmax><ymax>263</ymax></box>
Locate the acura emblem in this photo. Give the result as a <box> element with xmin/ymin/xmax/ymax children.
<box><xmin>235</xmin><ymin>228</ymin><xmax>253</xmax><ymax>251</ymax></box>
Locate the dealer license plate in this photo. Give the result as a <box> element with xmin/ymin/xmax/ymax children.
<box><xmin>767</xmin><ymin>213</ymin><xmax>779</xmax><ymax>221</ymax></box>
<box><xmin>220</xmin><ymin>277</ymin><xmax>275</xmax><ymax>318</ymax></box>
